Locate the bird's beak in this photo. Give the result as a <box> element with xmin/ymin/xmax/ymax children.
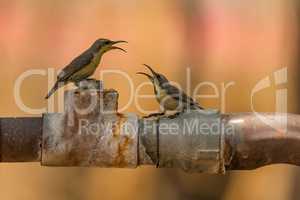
<box><xmin>109</xmin><ymin>40</ymin><xmax>128</xmax><ymax>53</ymax></box>
<box><xmin>143</xmin><ymin>64</ymin><xmax>158</xmax><ymax>77</ymax></box>
<box><xmin>136</xmin><ymin>72</ymin><xmax>153</xmax><ymax>81</ymax></box>
<box><xmin>112</xmin><ymin>40</ymin><xmax>128</xmax><ymax>44</ymax></box>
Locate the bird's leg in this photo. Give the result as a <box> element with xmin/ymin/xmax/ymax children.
<box><xmin>75</xmin><ymin>79</ymin><xmax>101</xmax><ymax>90</ymax></box>
<box><xmin>74</xmin><ymin>80</ymin><xmax>90</xmax><ymax>90</ymax></box>
<box><xmin>86</xmin><ymin>78</ymin><xmax>96</xmax><ymax>81</ymax></box>
<box><xmin>74</xmin><ymin>81</ymin><xmax>80</xmax><ymax>87</ymax></box>
<box><xmin>167</xmin><ymin>111</ymin><xmax>183</xmax><ymax>119</ymax></box>
<box><xmin>145</xmin><ymin>110</ymin><xmax>166</xmax><ymax>118</ymax></box>
<box><xmin>73</xmin><ymin>81</ymin><xmax>86</xmax><ymax>95</ymax></box>
<box><xmin>74</xmin><ymin>79</ymin><xmax>96</xmax><ymax>87</ymax></box>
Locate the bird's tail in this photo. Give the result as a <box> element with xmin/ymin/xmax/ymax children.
<box><xmin>189</xmin><ymin>102</ymin><xmax>204</xmax><ymax>110</ymax></box>
<box><xmin>45</xmin><ymin>82</ymin><xmax>60</xmax><ymax>99</ymax></box>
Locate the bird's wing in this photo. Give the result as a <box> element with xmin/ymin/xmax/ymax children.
<box><xmin>162</xmin><ymin>83</ymin><xmax>203</xmax><ymax>109</ymax></box>
<box><xmin>57</xmin><ymin>50</ymin><xmax>93</xmax><ymax>82</ymax></box>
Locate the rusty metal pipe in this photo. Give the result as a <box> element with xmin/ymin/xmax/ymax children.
<box><xmin>139</xmin><ymin>110</ymin><xmax>225</xmax><ymax>173</ymax></box>
<box><xmin>1</xmin><ymin>113</ymin><xmax>300</xmax><ymax>172</ymax></box>
<box><xmin>0</xmin><ymin>117</ymin><xmax>42</xmax><ymax>162</ymax></box>
<box><xmin>223</xmin><ymin>113</ymin><xmax>300</xmax><ymax>170</ymax></box>
<box><xmin>1</xmin><ymin>112</ymin><xmax>300</xmax><ymax>173</ymax></box>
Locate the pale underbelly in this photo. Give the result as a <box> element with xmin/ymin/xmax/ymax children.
<box><xmin>157</xmin><ymin>95</ymin><xmax>181</xmax><ymax>111</ymax></box>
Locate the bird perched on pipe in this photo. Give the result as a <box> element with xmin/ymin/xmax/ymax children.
<box><xmin>45</xmin><ymin>38</ymin><xmax>127</xmax><ymax>99</ymax></box>
<box><xmin>137</xmin><ymin>64</ymin><xmax>203</xmax><ymax>114</ymax></box>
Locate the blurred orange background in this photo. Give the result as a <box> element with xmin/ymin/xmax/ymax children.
<box><xmin>0</xmin><ymin>0</ymin><xmax>300</xmax><ymax>199</ymax></box>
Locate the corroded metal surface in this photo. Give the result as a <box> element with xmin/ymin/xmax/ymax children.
<box><xmin>0</xmin><ymin>117</ymin><xmax>42</xmax><ymax>162</ymax></box>
<box><xmin>224</xmin><ymin>113</ymin><xmax>300</xmax><ymax>170</ymax></box>
<box><xmin>138</xmin><ymin>118</ymin><xmax>158</xmax><ymax>165</ymax></box>
<box><xmin>139</xmin><ymin>109</ymin><xmax>225</xmax><ymax>173</ymax></box>
<box><xmin>42</xmin><ymin>81</ymin><xmax>138</xmax><ymax>167</ymax></box>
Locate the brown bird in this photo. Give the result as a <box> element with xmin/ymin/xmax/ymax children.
<box><xmin>137</xmin><ymin>64</ymin><xmax>203</xmax><ymax>114</ymax></box>
<box><xmin>45</xmin><ymin>38</ymin><xmax>127</xmax><ymax>99</ymax></box>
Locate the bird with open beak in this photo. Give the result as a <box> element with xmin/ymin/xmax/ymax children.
<box><xmin>137</xmin><ymin>64</ymin><xmax>203</xmax><ymax>115</ymax></box>
<box><xmin>45</xmin><ymin>38</ymin><xmax>127</xmax><ymax>99</ymax></box>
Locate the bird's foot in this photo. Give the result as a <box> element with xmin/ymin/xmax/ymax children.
<box><xmin>145</xmin><ymin>111</ymin><xmax>183</xmax><ymax>119</ymax></box>
<box><xmin>86</xmin><ymin>78</ymin><xmax>97</xmax><ymax>81</ymax></box>
<box><xmin>167</xmin><ymin>111</ymin><xmax>182</xmax><ymax>119</ymax></box>
<box><xmin>75</xmin><ymin>79</ymin><xmax>102</xmax><ymax>90</ymax></box>
<box><xmin>145</xmin><ymin>112</ymin><xmax>166</xmax><ymax>118</ymax></box>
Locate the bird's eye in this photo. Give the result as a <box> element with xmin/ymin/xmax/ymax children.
<box><xmin>104</xmin><ymin>41</ymin><xmax>110</xmax><ymax>45</ymax></box>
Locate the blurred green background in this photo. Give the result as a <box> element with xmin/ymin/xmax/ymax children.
<box><xmin>0</xmin><ymin>0</ymin><xmax>300</xmax><ymax>199</ymax></box>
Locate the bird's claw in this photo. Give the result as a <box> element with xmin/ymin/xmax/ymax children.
<box><xmin>145</xmin><ymin>112</ymin><xmax>165</xmax><ymax>118</ymax></box>
<box><xmin>167</xmin><ymin>111</ymin><xmax>182</xmax><ymax>119</ymax></box>
<box><xmin>75</xmin><ymin>79</ymin><xmax>102</xmax><ymax>90</ymax></box>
